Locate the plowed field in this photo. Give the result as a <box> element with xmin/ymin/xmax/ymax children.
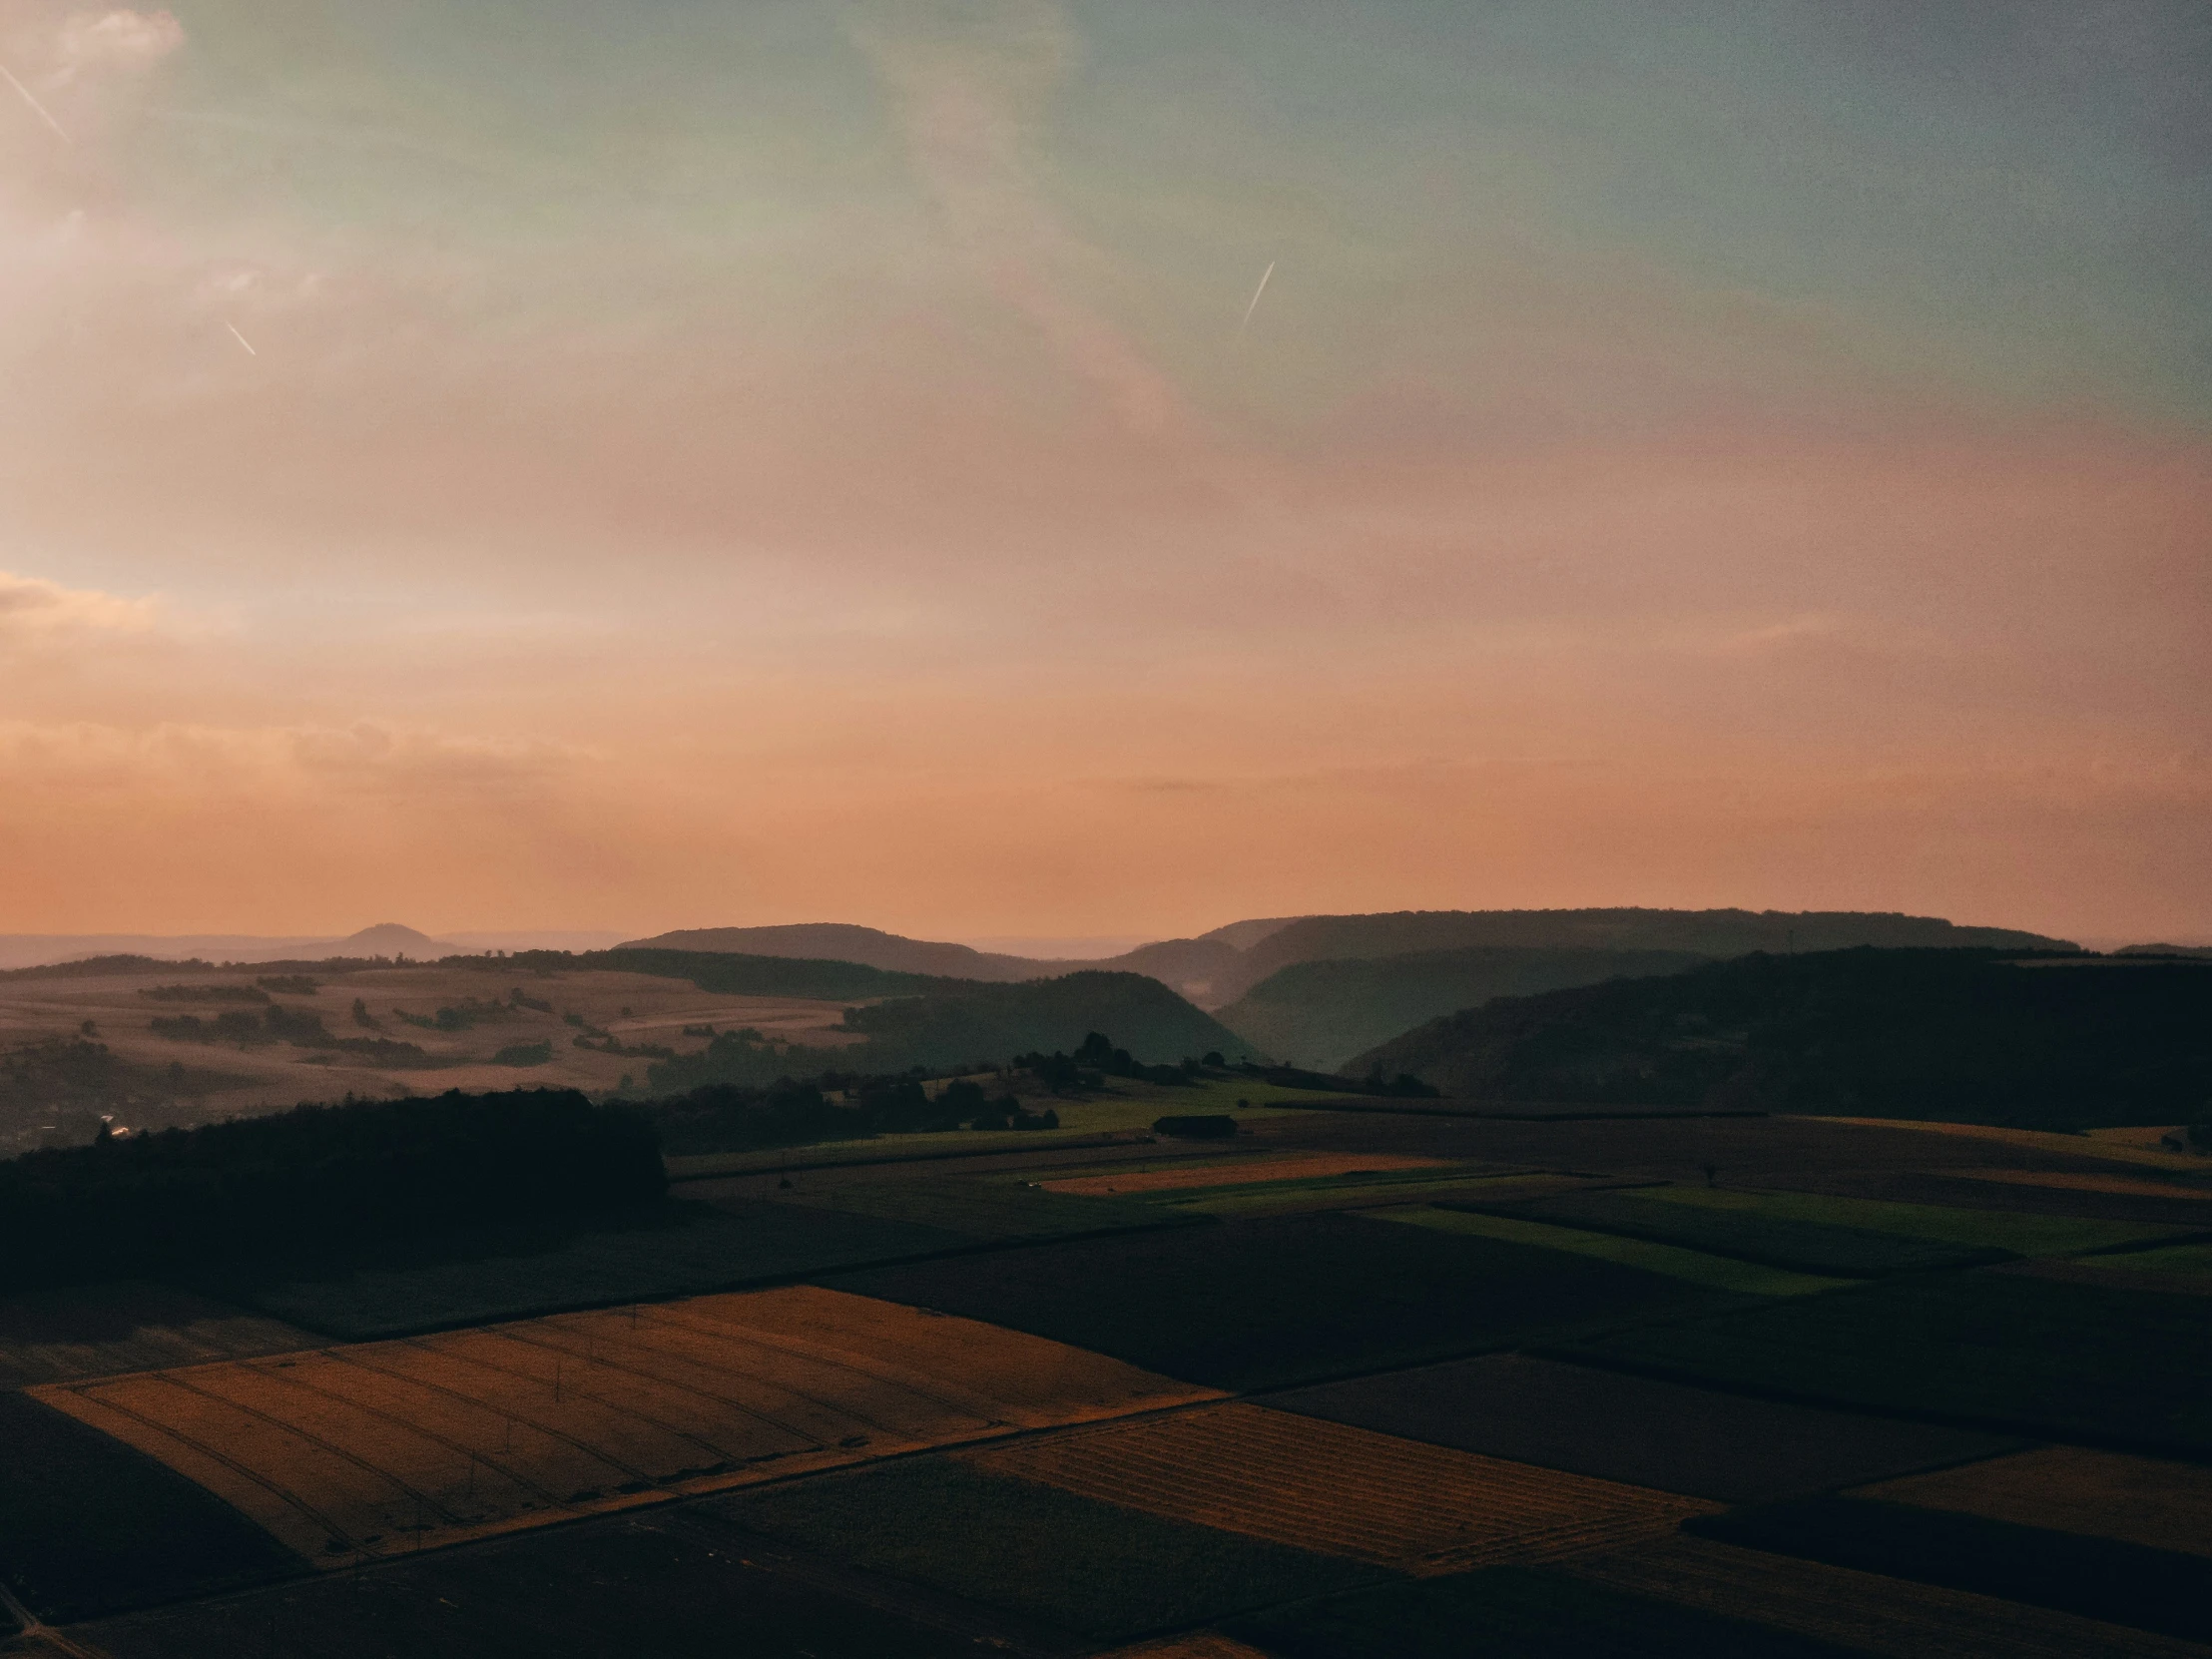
<box><xmin>30</xmin><ymin>1287</ymin><xmax>1214</xmax><ymax>1564</ymax></box>
<box><xmin>1855</xmin><ymin>1447</ymin><xmax>2212</xmax><ymax>1559</ymax></box>
<box><xmin>1948</xmin><ymin>1169</ymin><xmax>2212</xmax><ymax>1202</ymax></box>
<box><xmin>1571</xmin><ymin>1535</ymin><xmax>2209</xmax><ymax>1659</ymax></box>
<box><xmin>964</xmin><ymin>1401</ymin><xmax>1716</xmax><ymax>1574</ymax></box>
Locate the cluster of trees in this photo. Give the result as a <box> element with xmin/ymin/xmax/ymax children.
<box><xmin>392</xmin><ymin>997</ymin><xmax>516</xmax><ymax>1033</ymax></box>
<box><xmin>150</xmin><ymin>1005</ymin><xmax>434</xmax><ymax>1067</ymax></box>
<box><xmin>634</xmin><ymin>1072</ymin><xmax>1058</xmax><ymax>1156</ymax></box>
<box><xmin>257</xmin><ymin>975</ymin><xmax>319</xmax><ymax>995</ymax></box>
<box><xmin>0</xmin><ymin>1088</ymin><xmax>664</xmax><ymax>1291</ymax></box>
<box><xmin>140</xmin><ymin>983</ymin><xmax>269</xmax><ymax>1004</ymax></box>
<box><xmin>1350</xmin><ymin>948</ymin><xmax>2212</xmax><ymax>1129</ymax></box>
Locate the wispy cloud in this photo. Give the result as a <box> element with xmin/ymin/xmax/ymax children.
<box><xmin>845</xmin><ymin>2</ymin><xmax>1196</xmax><ymax>447</ymax></box>
<box><xmin>0</xmin><ymin>569</ymin><xmax>159</xmax><ymax>638</ymax></box>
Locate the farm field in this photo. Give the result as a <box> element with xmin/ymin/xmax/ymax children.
<box><xmin>1222</xmin><ymin>1564</ymin><xmax>1870</xmax><ymax>1659</ymax></box>
<box><xmin>63</xmin><ymin>1507</ymin><xmax>994</xmax><ymax>1659</ymax></box>
<box><xmin>0</xmin><ymin>1389</ymin><xmax>304</xmax><ymax>1624</ymax></box>
<box><xmin>962</xmin><ymin>1400</ymin><xmax>1717</xmax><ymax>1573</ymax></box>
<box><xmin>829</xmin><ymin>1210</ymin><xmax>1742</xmax><ymax>1390</ymax></box>
<box><xmin>1034</xmin><ymin>1151</ymin><xmax>1448</xmax><ymax>1195</ymax></box>
<box><xmin>233</xmin><ymin>1198</ymin><xmax>969</xmax><ymax>1340</ymax></box>
<box><xmin>766</xmin><ymin>1172</ymin><xmax>1207</xmax><ymax>1243</ymax></box>
<box><xmin>707</xmin><ymin>1454</ymin><xmax>1383</xmax><ymax>1641</ymax></box>
<box><xmin>1568</xmin><ymin>1534</ymin><xmax>2210</xmax><ymax>1659</ymax></box>
<box><xmin>1945</xmin><ymin>1167</ymin><xmax>2212</xmax><ymax>1201</ymax></box>
<box><xmin>659</xmin><ymin>1080</ymin><xmax>1335</xmax><ymax>1180</ymax></box>
<box><xmin>0</xmin><ymin>1281</ymin><xmax>313</xmax><ymax>1389</ymax></box>
<box><xmin>1381</xmin><ymin>1206</ymin><xmax>1852</xmax><ymax>1297</ymax></box>
<box><xmin>28</xmin><ymin>1287</ymin><xmax>1214</xmax><ymax>1567</ymax></box>
<box><xmin>1631</xmin><ymin>1184</ymin><xmax>2196</xmax><ymax>1258</ymax></box>
<box><xmin>1557</xmin><ymin>1271</ymin><xmax>2212</xmax><ymax>1454</ymax></box>
<box><xmin>1809</xmin><ymin>1117</ymin><xmax>2212</xmax><ymax>1176</ymax></box>
<box><xmin>1855</xmin><ymin>1445</ymin><xmax>2212</xmax><ymax>1559</ymax></box>
<box><xmin>1444</xmin><ymin>1187</ymin><xmax>2007</xmax><ymax>1277</ymax></box>
<box><xmin>1687</xmin><ymin>1495</ymin><xmax>2212</xmax><ymax>1642</ymax></box>
<box><xmin>1270</xmin><ymin>1354</ymin><xmax>2022</xmax><ymax>1503</ymax></box>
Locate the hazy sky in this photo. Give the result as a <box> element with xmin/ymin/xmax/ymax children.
<box><xmin>3</xmin><ymin>0</ymin><xmax>2206</xmax><ymax>942</ymax></box>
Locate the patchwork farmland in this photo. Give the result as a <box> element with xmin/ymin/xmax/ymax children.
<box><xmin>8</xmin><ymin>1093</ymin><xmax>2212</xmax><ymax>1656</ymax></box>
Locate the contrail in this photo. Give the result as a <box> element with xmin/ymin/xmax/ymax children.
<box><xmin>226</xmin><ymin>322</ymin><xmax>258</xmax><ymax>356</ymax></box>
<box><xmin>1237</xmin><ymin>260</ymin><xmax>1276</xmax><ymax>336</ymax></box>
<box><xmin>0</xmin><ymin>60</ymin><xmax>68</xmax><ymax>142</ymax></box>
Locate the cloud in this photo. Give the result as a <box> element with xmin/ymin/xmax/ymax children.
<box><xmin>845</xmin><ymin>2</ymin><xmax>1197</xmax><ymax>447</ymax></box>
<box><xmin>48</xmin><ymin>8</ymin><xmax>183</xmax><ymax>85</ymax></box>
<box><xmin>0</xmin><ymin>569</ymin><xmax>157</xmax><ymax>638</ymax></box>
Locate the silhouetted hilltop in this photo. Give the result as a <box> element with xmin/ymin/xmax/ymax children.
<box><xmin>1217</xmin><ymin>945</ymin><xmax>1709</xmax><ymax>1071</ymax></box>
<box><xmin>1348</xmin><ymin>948</ymin><xmax>2208</xmax><ymax>1130</ymax></box>
<box><xmin>618</xmin><ymin>923</ymin><xmax>1042</xmax><ymax>981</ymax></box>
<box><xmin>626</xmin><ymin>909</ymin><xmax>2072</xmax><ymax>1008</ymax></box>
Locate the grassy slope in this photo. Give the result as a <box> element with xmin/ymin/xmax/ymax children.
<box><xmin>1641</xmin><ymin>1186</ymin><xmax>2193</xmax><ymax>1257</ymax></box>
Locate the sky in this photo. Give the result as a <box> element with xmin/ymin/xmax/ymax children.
<box><xmin>1</xmin><ymin>0</ymin><xmax>2207</xmax><ymax>945</ymax></box>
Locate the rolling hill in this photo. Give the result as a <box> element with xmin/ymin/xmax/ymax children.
<box><xmin>1215</xmin><ymin>946</ymin><xmax>1709</xmax><ymax>1072</ymax></box>
<box><xmin>1346</xmin><ymin>948</ymin><xmax>2211</xmax><ymax>1130</ymax></box>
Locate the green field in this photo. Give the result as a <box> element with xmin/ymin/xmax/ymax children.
<box><xmin>1451</xmin><ymin>1189</ymin><xmax>2005</xmax><ymax>1277</ymax></box>
<box><xmin>1382</xmin><ymin>1208</ymin><xmax>1853</xmax><ymax>1298</ymax></box>
<box><xmin>1558</xmin><ymin>1272</ymin><xmax>2212</xmax><ymax>1454</ymax></box>
<box><xmin>706</xmin><ymin>1455</ymin><xmax>1383</xmax><ymax>1639</ymax></box>
<box><xmin>2081</xmin><ymin>1240</ymin><xmax>2212</xmax><ymax>1278</ymax></box>
<box><xmin>1639</xmin><ymin>1186</ymin><xmax>2194</xmax><ymax>1258</ymax></box>
<box><xmin>1224</xmin><ymin>1564</ymin><xmax>1868</xmax><ymax>1659</ymax></box>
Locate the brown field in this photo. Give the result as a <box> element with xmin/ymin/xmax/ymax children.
<box><xmin>1855</xmin><ymin>1446</ymin><xmax>2212</xmax><ymax>1559</ymax></box>
<box><xmin>0</xmin><ymin>1282</ymin><xmax>314</xmax><ymax>1389</ymax></box>
<box><xmin>962</xmin><ymin>1400</ymin><xmax>1716</xmax><ymax>1574</ymax></box>
<box><xmin>1572</xmin><ymin>1535</ymin><xmax>2210</xmax><ymax>1659</ymax></box>
<box><xmin>30</xmin><ymin>1287</ymin><xmax>1216</xmax><ymax>1564</ymax></box>
<box><xmin>1100</xmin><ymin>1639</ymin><xmax>1274</xmax><ymax>1659</ymax></box>
<box><xmin>0</xmin><ymin>962</ymin><xmax>862</xmax><ymax>1139</ymax></box>
<box><xmin>1038</xmin><ymin>1152</ymin><xmax>1448</xmax><ymax>1196</ymax></box>
<box><xmin>1947</xmin><ymin>1168</ymin><xmax>2212</xmax><ymax>1202</ymax></box>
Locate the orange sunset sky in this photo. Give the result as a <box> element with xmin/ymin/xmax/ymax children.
<box><xmin>3</xmin><ymin>0</ymin><xmax>2207</xmax><ymax>944</ymax></box>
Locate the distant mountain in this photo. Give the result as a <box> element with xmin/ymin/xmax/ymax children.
<box><xmin>334</xmin><ymin>923</ymin><xmax>459</xmax><ymax>957</ymax></box>
<box><xmin>1216</xmin><ymin>945</ymin><xmax>1709</xmax><ymax>1072</ymax></box>
<box><xmin>1218</xmin><ymin>908</ymin><xmax>2073</xmax><ymax>1004</ymax></box>
<box><xmin>620</xmin><ymin>909</ymin><xmax>2076</xmax><ymax>1010</ymax></box>
<box><xmin>0</xmin><ymin>922</ymin><xmax>461</xmax><ymax>971</ymax></box>
<box><xmin>1347</xmin><ymin>947</ymin><xmax>2209</xmax><ymax>1130</ymax></box>
<box><xmin>619</xmin><ymin>924</ymin><xmax>1044</xmax><ymax>982</ymax></box>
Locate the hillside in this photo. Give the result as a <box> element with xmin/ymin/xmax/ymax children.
<box><xmin>1222</xmin><ymin>908</ymin><xmax>2073</xmax><ymax>1003</ymax></box>
<box><xmin>620</xmin><ymin>907</ymin><xmax>2064</xmax><ymax>1008</ymax></box>
<box><xmin>1216</xmin><ymin>946</ymin><xmax>1707</xmax><ymax>1071</ymax></box>
<box><xmin>643</xmin><ymin>970</ymin><xmax>1264</xmax><ymax>1092</ymax></box>
<box><xmin>1348</xmin><ymin>948</ymin><xmax>2211</xmax><ymax>1130</ymax></box>
<box><xmin>618</xmin><ymin>924</ymin><xmax>1043</xmax><ymax>981</ymax></box>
